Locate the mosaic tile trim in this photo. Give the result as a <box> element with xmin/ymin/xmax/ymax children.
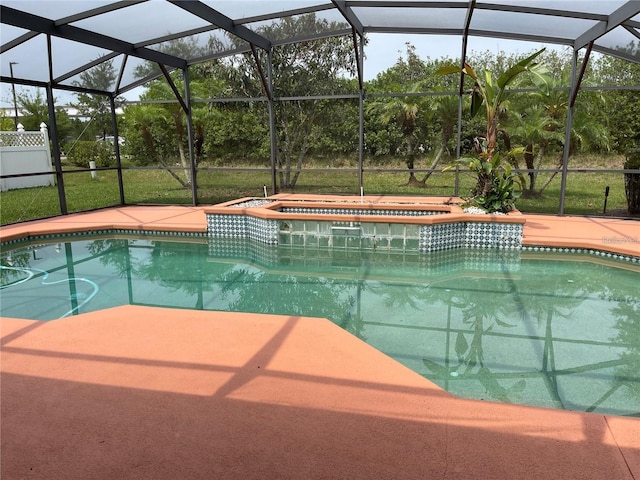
<box><xmin>204</xmin><ymin>212</ymin><xmax>638</xmax><ymax>262</ymax></box>
<box><xmin>521</xmin><ymin>245</ymin><xmax>640</xmax><ymax>264</ymax></box>
<box><xmin>417</xmin><ymin>223</ymin><xmax>523</xmax><ymax>252</ymax></box>
<box><xmin>207</xmin><ymin>212</ymin><xmax>523</xmax><ymax>252</ymax></box>
<box><xmin>207</xmin><ymin>213</ymin><xmax>247</xmax><ymax>238</ymax></box>
<box><xmin>208</xmin><ymin>213</ymin><xmax>278</xmax><ymax>245</ymax></box>
<box><xmin>1</xmin><ymin>229</ymin><xmax>206</xmax><ymax>248</ymax></box>
<box><xmin>280</xmin><ymin>207</ymin><xmax>445</xmax><ymax>216</ymax></box>
<box><xmin>419</xmin><ymin>223</ymin><xmax>466</xmax><ymax>252</ymax></box>
<box><xmin>247</xmin><ymin>217</ymin><xmax>279</xmax><ymax>245</ymax></box>
<box><xmin>464</xmin><ymin>222</ymin><xmax>523</xmax><ymax>249</ymax></box>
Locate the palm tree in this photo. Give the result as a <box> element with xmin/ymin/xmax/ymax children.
<box><xmin>125</xmin><ymin>104</ymin><xmax>190</xmax><ymax>188</ymax></box>
<box><xmin>437</xmin><ymin>49</ymin><xmax>552</xmax><ymax>209</ymax></box>
<box><xmin>510</xmin><ymin>75</ymin><xmax>610</xmax><ymax>195</ymax></box>
<box><xmin>145</xmin><ymin>82</ymin><xmax>193</xmax><ymax>186</ymax></box>
<box><xmin>510</xmin><ymin>102</ymin><xmax>565</xmax><ymax>193</ymax></box>
<box><xmin>371</xmin><ymin>89</ymin><xmax>425</xmax><ymax>186</ymax></box>
<box><xmin>370</xmin><ymin>82</ymin><xmax>461</xmax><ymax>188</ymax></box>
<box><xmin>420</xmin><ymin>94</ymin><xmax>459</xmax><ymax>184</ymax></box>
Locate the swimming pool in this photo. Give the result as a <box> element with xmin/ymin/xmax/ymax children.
<box><xmin>1</xmin><ymin>235</ymin><xmax>638</xmax><ymax>417</ymax></box>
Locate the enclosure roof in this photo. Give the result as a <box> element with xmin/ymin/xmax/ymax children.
<box><xmin>1</xmin><ymin>0</ymin><xmax>640</xmax><ymax>97</ymax></box>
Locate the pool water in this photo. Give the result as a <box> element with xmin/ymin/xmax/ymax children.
<box><xmin>1</xmin><ymin>236</ymin><xmax>639</xmax><ymax>417</ymax></box>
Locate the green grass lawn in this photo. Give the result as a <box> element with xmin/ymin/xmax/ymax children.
<box><xmin>0</xmin><ymin>158</ymin><xmax>633</xmax><ymax>225</ymax></box>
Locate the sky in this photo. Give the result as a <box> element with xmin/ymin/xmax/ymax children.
<box><xmin>362</xmin><ymin>33</ymin><xmax>565</xmax><ymax>80</ymax></box>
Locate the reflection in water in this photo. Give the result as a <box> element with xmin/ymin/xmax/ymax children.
<box><xmin>1</xmin><ymin>237</ymin><xmax>638</xmax><ymax>416</ymax></box>
<box><xmin>1</xmin><ymin>243</ymin><xmax>99</xmax><ymax>318</ymax></box>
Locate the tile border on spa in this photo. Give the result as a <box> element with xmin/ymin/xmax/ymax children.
<box><xmin>2</xmin><ymin>228</ymin><xmax>639</xmax><ymax>264</ymax></box>
<box><xmin>521</xmin><ymin>245</ymin><xmax>640</xmax><ymax>264</ymax></box>
<box><xmin>1</xmin><ymin>229</ymin><xmax>207</xmax><ymax>248</ymax></box>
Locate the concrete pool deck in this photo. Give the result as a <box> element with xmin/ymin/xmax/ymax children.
<box><xmin>1</xmin><ymin>201</ymin><xmax>639</xmax><ymax>479</ymax></box>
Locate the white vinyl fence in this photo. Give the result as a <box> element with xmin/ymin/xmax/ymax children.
<box><xmin>0</xmin><ymin>123</ymin><xmax>54</xmax><ymax>192</ymax></box>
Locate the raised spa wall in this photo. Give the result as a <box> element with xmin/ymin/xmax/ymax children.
<box><xmin>204</xmin><ymin>195</ymin><xmax>526</xmax><ymax>253</ymax></box>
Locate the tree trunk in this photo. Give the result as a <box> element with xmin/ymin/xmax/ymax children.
<box><xmin>157</xmin><ymin>156</ymin><xmax>189</xmax><ymax>188</ymax></box>
<box><xmin>420</xmin><ymin>139</ymin><xmax>448</xmax><ymax>184</ymax></box>
<box><xmin>290</xmin><ymin>136</ymin><xmax>309</xmax><ymax>188</ymax></box>
<box><xmin>402</xmin><ymin>137</ymin><xmax>420</xmax><ymax>186</ymax></box>
<box><xmin>479</xmin><ymin>118</ymin><xmax>499</xmax><ymax>196</ymax></box>
<box><xmin>405</xmin><ymin>155</ymin><xmax>418</xmax><ymax>185</ymax></box>
<box><xmin>524</xmin><ymin>143</ymin><xmax>535</xmax><ymax>190</ymax></box>
<box><xmin>278</xmin><ymin>120</ymin><xmax>292</xmax><ymax>189</ymax></box>
<box><xmin>177</xmin><ymin>140</ymin><xmax>192</xmax><ymax>186</ymax></box>
<box><xmin>476</xmin><ymin>173</ymin><xmax>492</xmax><ymax>197</ymax></box>
<box><xmin>173</xmin><ymin>112</ymin><xmax>191</xmax><ymax>186</ymax></box>
<box><xmin>624</xmin><ymin>150</ymin><xmax>640</xmax><ymax>214</ymax></box>
<box><xmin>537</xmin><ymin>158</ymin><xmax>562</xmax><ymax>194</ymax></box>
<box><xmin>277</xmin><ymin>153</ymin><xmax>285</xmax><ymax>190</ymax></box>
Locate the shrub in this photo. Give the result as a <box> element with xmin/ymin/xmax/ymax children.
<box><xmin>624</xmin><ymin>148</ymin><xmax>640</xmax><ymax>214</ymax></box>
<box><xmin>65</xmin><ymin>140</ymin><xmax>114</xmax><ymax>168</ymax></box>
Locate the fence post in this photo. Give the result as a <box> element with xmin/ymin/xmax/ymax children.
<box><xmin>89</xmin><ymin>160</ymin><xmax>97</xmax><ymax>179</ymax></box>
<box><xmin>40</xmin><ymin>122</ymin><xmax>55</xmax><ymax>186</ymax></box>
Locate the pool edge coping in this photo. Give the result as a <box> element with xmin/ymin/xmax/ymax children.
<box><xmin>1</xmin><ymin>198</ymin><xmax>638</xmax><ymax>258</ymax></box>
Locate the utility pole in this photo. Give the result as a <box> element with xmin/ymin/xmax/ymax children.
<box><xmin>9</xmin><ymin>62</ymin><xmax>19</xmax><ymax>129</ymax></box>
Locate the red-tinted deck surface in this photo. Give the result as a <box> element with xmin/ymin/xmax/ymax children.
<box><xmin>2</xmin><ymin>202</ymin><xmax>639</xmax><ymax>479</ymax></box>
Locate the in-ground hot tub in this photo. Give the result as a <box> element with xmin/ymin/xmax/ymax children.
<box><xmin>204</xmin><ymin>194</ymin><xmax>526</xmax><ymax>252</ymax></box>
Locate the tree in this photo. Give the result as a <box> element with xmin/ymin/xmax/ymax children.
<box><xmin>0</xmin><ymin>111</ymin><xmax>13</xmax><ymax>130</ymax></box>
<box><xmin>366</xmin><ymin>45</ymin><xmax>460</xmax><ymax>186</ymax></box>
<box><xmin>269</xmin><ymin>18</ymin><xmax>358</xmax><ymax>189</ymax></box>
<box><xmin>72</xmin><ymin>60</ymin><xmax>122</xmax><ymax>140</ymax></box>
<box><xmin>420</xmin><ymin>93</ymin><xmax>459</xmax><ymax>184</ymax></box>
<box><xmin>145</xmin><ymin>80</ymin><xmax>194</xmax><ymax>185</ymax></box>
<box><xmin>16</xmin><ymin>89</ymin><xmax>76</xmax><ymax>148</ymax></box>
<box><xmin>368</xmin><ymin>43</ymin><xmax>435</xmax><ymax>91</ymax></box>
<box><xmin>133</xmin><ymin>36</ymin><xmax>208</xmax><ymax>80</ymax></box>
<box><xmin>123</xmin><ymin>74</ymin><xmax>219</xmax><ymax>187</ymax></box>
<box><xmin>588</xmin><ymin>43</ymin><xmax>640</xmax><ymax>153</ymax></box>
<box><xmin>368</xmin><ymin>85</ymin><xmax>426</xmax><ymax>186</ymax></box>
<box><xmin>15</xmin><ymin>89</ymin><xmax>48</xmax><ymax>130</ymax></box>
<box><xmin>309</xmin><ymin>95</ymin><xmax>360</xmax><ymax>158</ymax></box>
<box><xmin>190</xmin><ymin>60</ymin><xmax>271</xmax><ymax>162</ymax></box>
<box><xmin>510</xmin><ymin>101</ymin><xmax>563</xmax><ymax>192</ymax></box>
<box><xmin>123</xmin><ymin>103</ymin><xmax>191</xmax><ymax>188</ymax></box>
<box><xmin>509</xmin><ymin>73</ymin><xmax>610</xmax><ymax>195</ymax></box>
<box><xmin>208</xmin><ymin>14</ymin><xmax>358</xmax><ymax>189</ymax></box>
<box><xmin>437</xmin><ymin>49</ymin><xmax>552</xmax><ymax>212</ymax></box>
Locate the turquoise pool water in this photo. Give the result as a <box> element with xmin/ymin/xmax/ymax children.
<box><xmin>1</xmin><ymin>236</ymin><xmax>638</xmax><ymax>416</ymax></box>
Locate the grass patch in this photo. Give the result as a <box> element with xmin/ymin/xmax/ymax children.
<box><xmin>0</xmin><ymin>183</ymin><xmax>62</xmax><ymax>224</ymax></box>
<box><xmin>0</xmin><ymin>155</ymin><xmax>634</xmax><ymax>225</ymax></box>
